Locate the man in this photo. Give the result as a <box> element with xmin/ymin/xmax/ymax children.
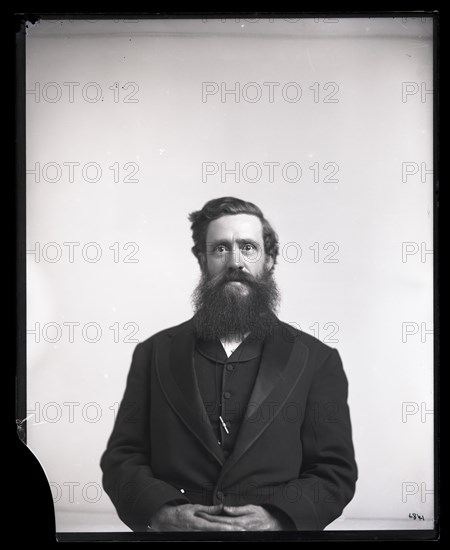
<box><xmin>100</xmin><ymin>196</ymin><xmax>357</xmax><ymax>532</ymax></box>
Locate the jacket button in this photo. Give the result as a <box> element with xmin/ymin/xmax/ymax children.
<box><xmin>223</xmin><ymin>391</ymin><xmax>231</xmax><ymax>399</ymax></box>
<box><xmin>216</xmin><ymin>491</ymin><xmax>224</xmax><ymax>502</ymax></box>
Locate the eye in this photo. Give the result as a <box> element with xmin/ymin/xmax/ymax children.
<box><xmin>214</xmin><ymin>245</ymin><xmax>228</xmax><ymax>253</ymax></box>
<box><xmin>241</xmin><ymin>243</ymin><xmax>256</xmax><ymax>253</ymax></box>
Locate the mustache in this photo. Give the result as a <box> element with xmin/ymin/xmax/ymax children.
<box><xmin>211</xmin><ymin>269</ymin><xmax>256</xmax><ymax>286</ymax></box>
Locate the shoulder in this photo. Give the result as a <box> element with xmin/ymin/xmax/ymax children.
<box><xmin>275</xmin><ymin>319</ymin><xmax>338</xmax><ymax>360</ymax></box>
<box><xmin>136</xmin><ymin>318</ymin><xmax>193</xmax><ymax>352</ymax></box>
<box><xmin>275</xmin><ymin>320</ymin><xmax>346</xmax><ymax>381</ymax></box>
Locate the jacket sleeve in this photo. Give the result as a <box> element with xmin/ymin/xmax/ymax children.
<box><xmin>100</xmin><ymin>341</ymin><xmax>189</xmax><ymax>531</ymax></box>
<box><xmin>265</xmin><ymin>349</ymin><xmax>358</xmax><ymax>530</ymax></box>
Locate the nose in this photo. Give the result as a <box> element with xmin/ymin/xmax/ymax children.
<box><xmin>227</xmin><ymin>247</ymin><xmax>244</xmax><ymax>270</ymax></box>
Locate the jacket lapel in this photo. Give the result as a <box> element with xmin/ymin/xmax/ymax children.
<box><xmin>155</xmin><ymin>320</ymin><xmax>225</xmax><ymax>465</ymax></box>
<box><xmin>218</xmin><ymin>322</ymin><xmax>310</xmax><ymax>479</ymax></box>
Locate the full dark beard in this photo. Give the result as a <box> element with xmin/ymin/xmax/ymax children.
<box><xmin>191</xmin><ymin>268</ymin><xmax>280</xmax><ymax>341</ymax></box>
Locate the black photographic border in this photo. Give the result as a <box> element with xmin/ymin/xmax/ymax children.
<box><xmin>14</xmin><ymin>9</ymin><xmax>440</xmax><ymax>543</ymax></box>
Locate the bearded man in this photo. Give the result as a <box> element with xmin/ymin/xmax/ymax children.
<box><xmin>100</xmin><ymin>196</ymin><xmax>357</xmax><ymax>532</ymax></box>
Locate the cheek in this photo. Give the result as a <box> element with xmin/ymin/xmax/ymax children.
<box><xmin>206</xmin><ymin>256</ymin><xmax>224</xmax><ymax>274</ymax></box>
<box><xmin>248</xmin><ymin>256</ymin><xmax>267</xmax><ymax>275</ymax></box>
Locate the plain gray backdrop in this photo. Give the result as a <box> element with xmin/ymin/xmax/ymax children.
<box><xmin>25</xmin><ymin>17</ymin><xmax>434</xmax><ymax>532</ymax></box>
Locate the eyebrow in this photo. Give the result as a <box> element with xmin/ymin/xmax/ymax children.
<box><xmin>207</xmin><ymin>238</ymin><xmax>261</xmax><ymax>250</ymax></box>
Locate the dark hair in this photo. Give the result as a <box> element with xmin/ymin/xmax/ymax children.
<box><xmin>188</xmin><ymin>197</ymin><xmax>279</xmax><ymax>269</ymax></box>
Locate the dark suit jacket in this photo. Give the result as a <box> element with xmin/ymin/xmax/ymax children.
<box><xmin>100</xmin><ymin>318</ymin><xmax>357</xmax><ymax>531</ymax></box>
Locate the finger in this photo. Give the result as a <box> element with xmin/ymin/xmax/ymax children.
<box><xmin>190</xmin><ymin>516</ymin><xmax>240</xmax><ymax>531</ymax></box>
<box><xmin>194</xmin><ymin>504</ymin><xmax>223</xmax><ymax>516</ymax></box>
<box><xmin>222</xmin><ymin>505</ymin><xmax>254</xmax><ymax>516</ymax></box>
<box><xmin>195</xmin><ymin>511</ymin><xmax>232</xmax><ymax>522</ymax></box>
<box><xmin>195</xmin><ymin>511</ymin><xmax>244</xmax><ymax>526</ymax></box>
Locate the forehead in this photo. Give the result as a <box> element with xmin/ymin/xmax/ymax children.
<box><xmin>206</xmin><ymin>214</ymin><xmax>264</xmax><ymax>242</ymax></box>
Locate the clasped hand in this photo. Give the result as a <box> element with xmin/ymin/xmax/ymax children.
<box><xmin>149</xmin><ymin>503</ymin><xmax>282</xmax><ymax>531</ymax></box>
